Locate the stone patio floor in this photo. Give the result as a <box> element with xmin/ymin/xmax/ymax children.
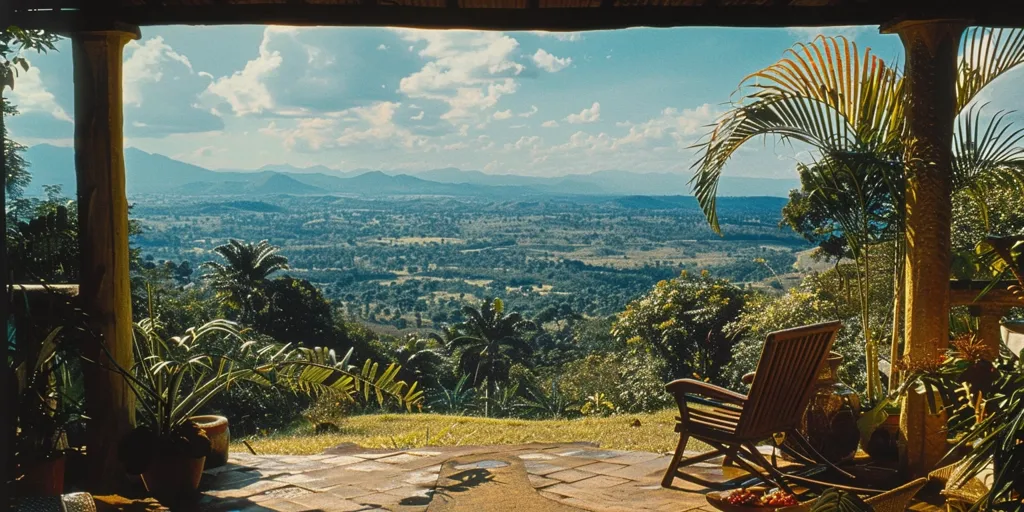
<box><xmin>191</xmin><ymin>442</ymin><xmax>743</xmax><ymax>511</ymax></box>
<box><xmin>136</xmin><ymin>442</ymin><xmax>946</xmax><ymax>512</ymax></box>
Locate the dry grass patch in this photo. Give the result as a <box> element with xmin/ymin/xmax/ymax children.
<box><xmin>235</xmin><ymin>410</ymin><xmax>707</xmax><ymax>455</ymax></box>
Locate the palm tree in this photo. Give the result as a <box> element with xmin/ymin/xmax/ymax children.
<box><xmin>394</xmin><ymin>334</ymin><xmax>447</xmax><ymax>386</ymax></box>
<box><xmin>446</xmin><ymin>298</ymin><xmax>535</xmax><ymax>417</ymax></box>
<box><xmin>202</xmin><ymin>239</ymin><xmax>289</xmax><ymax>322</ymax></box>
<box><xmin>690</xmin><ymin>30</ymin><xmax>1024</xmax><ymax>401</ymax></box>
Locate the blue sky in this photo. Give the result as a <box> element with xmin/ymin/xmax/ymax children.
<box><xmin>9</xmin><ymin>25</ymin><xmax>1016</xmax><ymax>178</ymax></box>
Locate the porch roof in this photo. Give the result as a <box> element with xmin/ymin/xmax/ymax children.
<box><xmin>9</xmin><ymin>0</ymin><xmax>1024</xmax><ymax>31</ymax></box>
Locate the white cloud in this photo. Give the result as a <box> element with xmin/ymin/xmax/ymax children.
<box><xmin>396</xmin><ymin>30</ymin><xmax>526</xmax><ymax>122</ymax></box>
<box><xmin>611</xmin><ymin>103</ymin><xmax>718</xmax><ymax>149</ymax></box>
<box><xmin>532</xmin><ymin>49</ymin><xmax>572</xmax><ymax>73</ymax></box>
<box><xmin>493</xmin><ymin>109</ymin><xmax>513</xmax><ymax>120</ymax></box>
<box><xmin>566</xmin><ymin>102</ymin><xmax>600</xmax><ymax>124</ymax></box>
<box><xmin>260</xmin><ymin>118</ymin><xmax>338</xmax><ymax>152</ymax></box>
<box><xmin>205</xmin><ymin>27</ymin><xmax>287</xmax><ymax>115</ymax></box>
<box><xmin>123</xmin><ymin>37</ymin><xmax>195</xmax><ymax>107</ymax></box>
<box><xmin>541</xmin><ymin>120</ymin><xmax>559</xmax><ymax>128</ymax></box>
<box><xmin>532</xmin><ymin>31</ymin><xmax>583</xmax><ymax>42</ymax></box>
<box><xmin>377</xmin><ymin>44</ymin><xmax>389</xmax><ymax>51</ymax></box>
<box><xmin>519</xmin><ymin>105</ymin><xmax>538</xmax><ymax>118</ymax></box>
<box><xmin>506</xmin><ymin>135</ymin><xmax>541</xmax><ymax>151</ymax></box>
<box><xmin>6</xmin><ymin>62</ymin><xmax>71</xmax><ymax>123</ymax></box>
<box><xmin>442</xmin><ymin>80</ymin><xmax>518</xmax><ymax>121</ymax></box>
<box><xmin>261</xmin><ymin>101</ymin><xmax>429</xmax><ymax>152</ymax></box>
<box><xmin>411</xmin><ymin>111</ymin><xmax>425</xmax><ymax>120</ymax></box>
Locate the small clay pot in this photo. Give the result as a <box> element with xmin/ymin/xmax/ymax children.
<box><xmin>19</xmin><ymin>456</ymin><xmax>66</xmax><ymax>496</ymax></box>
<box><xmin>191</xmin><ymin>415</ymin><xmax>230</xmax><ymax>469</ymax></box>
<box><xmin>141</xmin><ymin>453</ymin><xmax>206</xmax><ymax>506</ymax></box>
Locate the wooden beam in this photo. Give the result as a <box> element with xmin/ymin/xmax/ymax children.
<box><xmin>950</xmin><ymin>281</ymin><xmax>1022</xmax><ymax>308</ymax></box>
<box><xmin>888</xmin><ymin>19</ymin><xmax>965</xmax><ymax>479</ymax></box>
<box><xmin>72</xmin><ymin>28</ymin><xmax>138</xmax><ymax>493</ymax></box>
<box><xmin>15</xmin><ymin>3</ymin><xmax>1024</xmax><ymax>31</ymax></box>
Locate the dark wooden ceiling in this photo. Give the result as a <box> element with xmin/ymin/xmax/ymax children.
<box><xmin>8</xmin><ymin>0</ymin><xmax>1023</xmax><ymax>31</ymax></box>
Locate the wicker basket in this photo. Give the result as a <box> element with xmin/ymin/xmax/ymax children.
<box><xmin>928</xmin><ymin>462</ymin><xmax>991</xmax><ymax>512</ymax></box>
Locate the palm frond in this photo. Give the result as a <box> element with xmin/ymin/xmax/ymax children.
<box><xmin>958</xmin><ymin>28</ymin><xmax>1024</xmax><ymax>112</ymax></box>
<box><xmin>953</xmin><ymin>103</ymin><xmax>1024</xmax><ymax>229</ymax></box>
<box><xmin>692</xmin><ymin>36</ymin><xmax>904</xmax><ymax>232</ymax></box>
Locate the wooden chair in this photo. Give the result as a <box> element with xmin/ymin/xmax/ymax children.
<box><xmin>661</xmin><ymin>321</ymin><xmax>843</xmax><ymax>491</ymax></box>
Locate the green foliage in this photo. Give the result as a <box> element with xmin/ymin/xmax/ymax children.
<box><xmin>393</xmin><ymin>334</ymin><xmax>447</xmax><ymax>387</ymax></box>
<box><xmin>11</xmin><ymin>325</ymin><xmax>84</xmax><ymax>469</ymax></box>
<box><xmin>253</xmin><ymin>276</ymin><xmax>335</xmax><ymax>347</ymax></box>
<box><xmin>119</xmin><ymin>318</ymin><xmax>422</xmax><ymax>440</ymax></box>
<box><xmin>559</xmin><ymin>351</ymin><xmax>669</xmax><ymax>414</ymax></box>
<box><xmin>725</xmin><ymin>271</ymin><xmax>869</xmax><ymax>391</ymax></box>
<box><xmin>520</xmin><ymin>380</ymin><xmax>579</xmax><ymax>420</ymax></box>
<box><xmin>809</xmin><ymin>489</ymin><xmax>873</xmax><ymax>512</ymax></box>
<box><xmin>3</xmin><ymin>98</ymin><xmax>30</xmax><ymax>200</ymax></box>
<box><xmin>2</xmin><ymin>28</ymin><xmax>59</xmax><ymax>210</ymax></box>
<box><xmin>428</xmin><ymin>374</ymin><xmax>477</xmax><ymax>415</ymax></box>
<box><xmin>892</xmin><ymin>336</ymin><xmax>1024</xmax><ymax>510</ymax></box>
<box><xmin>579</xmin><ymin>392</ymin><xmax>615</xmax><ymax>416</ymax></box>
<box><xmin>7</xmin><ymin>188</ymin><xmax>78</xmax><ymax>283</ymax></box>
<box><xmin>694</xmin><ymin>30</ymin><xmax>1024</xmax><ymax>402</ymax></box>
<box><xmin>612</xmin><ymin>270</ymin><xmax>745</xmax><ymax>384</ymax></box>
<box><xmin>446</xmin><ymin>298</ymin><xmax>536</xmax><ymax>416</ymax></box>
<box><xmin>203</xmin><ymin>239</ymin><xmax>289</xmax><ymax>320</ymax></box>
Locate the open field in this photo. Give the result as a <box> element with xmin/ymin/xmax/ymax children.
<box><xmin>233</xmin><ymin>410</ymin><xmax>709</xmax><ymax>456</ymax></box>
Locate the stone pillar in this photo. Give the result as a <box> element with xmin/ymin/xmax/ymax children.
<box><xmin>72</xmin><ymin>28</ymin><xmax>139</xmax><ymax>492</ymax></box>
<box><xmin>887</xmin><ymin>20</ymin><xmax>965</xmax><ymax>478</ymax></box>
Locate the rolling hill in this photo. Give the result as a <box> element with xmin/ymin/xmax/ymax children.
<box><xmin>22</xmin><ymin>144</ymin><xmax>799</xmax><ymax>198</ymax></box>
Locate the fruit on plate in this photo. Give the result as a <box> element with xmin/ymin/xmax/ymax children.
<box><xmin>725</xmin><ymin>489</ymin><xmax>760</xmax><ymax>506</ymax></box>
<box><xmin>758</xmin><ymin>489</ymin><xmax>798</xmax><ymax>507</ymax></box>
<box><xmin>722</xmin><ymin>488</ymin><xmax>799</xmax><ymax>508</ymax></box>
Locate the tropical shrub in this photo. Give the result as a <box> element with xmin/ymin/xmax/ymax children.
<box><xmin>560</xmin><ymin>351</ymin><xmax>669</xmax><ymax>414</ymax></box>
<box><xmin>612</xmin><ymin>270</ymin><xmax>745</xmax><ymax>384</ymax></box>
<box><xmin>116</xmin><ymin>318</ymin><xmax>423</xmax><ymax>473</ymax></box>
<box><xmin>725</xmin><ymin>271</ymin><xmax>868</xmax><ymax>392</ymax></box>
<box><xmin>427</xmin><ymin>374</ymin><xmax>477</xmax><ymax>415</ymax></box>
<box><xmin>446</xmin><ymin>298</ymin><xmax>536</xmax><ymax>416</ymax></box>
<box><xmin>253</xmin><ymin>276</ymin><xmax>335</xmax><ymax>347</ymax></box>
<box><xmin>520</xmin><ymin>380</ymin><xmax>579</xmax><ymax>420</ymax></box>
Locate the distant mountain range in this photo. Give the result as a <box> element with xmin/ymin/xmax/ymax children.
<box><xmin>22</xmin><ymin>144</ymin><xmax>800</xmax><ymax>198</ymax></box>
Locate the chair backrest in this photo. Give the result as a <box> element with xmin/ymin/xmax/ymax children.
<box><xmin>735</xmin><ymin>321</ymin><xmax>841</xmax><ymax>439</ymax></box>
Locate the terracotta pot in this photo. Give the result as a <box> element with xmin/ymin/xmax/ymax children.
<box><xmin>141</xmin><ymin>453</ymin><xmax>206</xmax><ymax>505</ymax></box>
<box><xmin>191</xmin><ymin>415</ymin><xmax>230</xmax><ymax>469</ymax></box>
<box><xmin>19</xmin><ymin>455</ymin><xmax>66</xmax><ymax>496</ymax></box>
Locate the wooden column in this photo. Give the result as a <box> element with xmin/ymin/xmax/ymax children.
<box><xmin>72</xmin><ymin>28</ymin><xmax>139</xmax><ymax>492</ymax></box>
<box><xmin>888</xmin><ymin>20</ymin><xmax>965</xmax><ymax>478</ymax></box>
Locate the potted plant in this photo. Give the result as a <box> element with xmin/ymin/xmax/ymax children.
<box><xmin>11</xmin><ymin>326</ymin><xmax>84</xmax><ymax>496</ymax></box>
<box><xmin>113</xmin><ymin>317</ymin><xmax>422</xmax><ymax>505</ymax></box>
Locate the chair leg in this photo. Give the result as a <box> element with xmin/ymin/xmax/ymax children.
<box><xmin>661</xmin><ymin>431</ymin><xmax>689</xmax><ymax>488</ymax></box>
<box><xmin>740</xmin><ymin>443</ymin><xmax>794</xmax><ymax>494</ymax></box>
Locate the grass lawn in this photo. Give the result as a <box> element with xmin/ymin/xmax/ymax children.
<box><xmin>234</xmin><ymin>409</ymin><xmax>708</xmax><ymax>456</ymax></box>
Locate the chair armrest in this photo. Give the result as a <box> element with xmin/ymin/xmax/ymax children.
<box><xmin>665</xmin><ymin>378</ymin><xmax>747</xmax><ymax>405</ymax></box>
